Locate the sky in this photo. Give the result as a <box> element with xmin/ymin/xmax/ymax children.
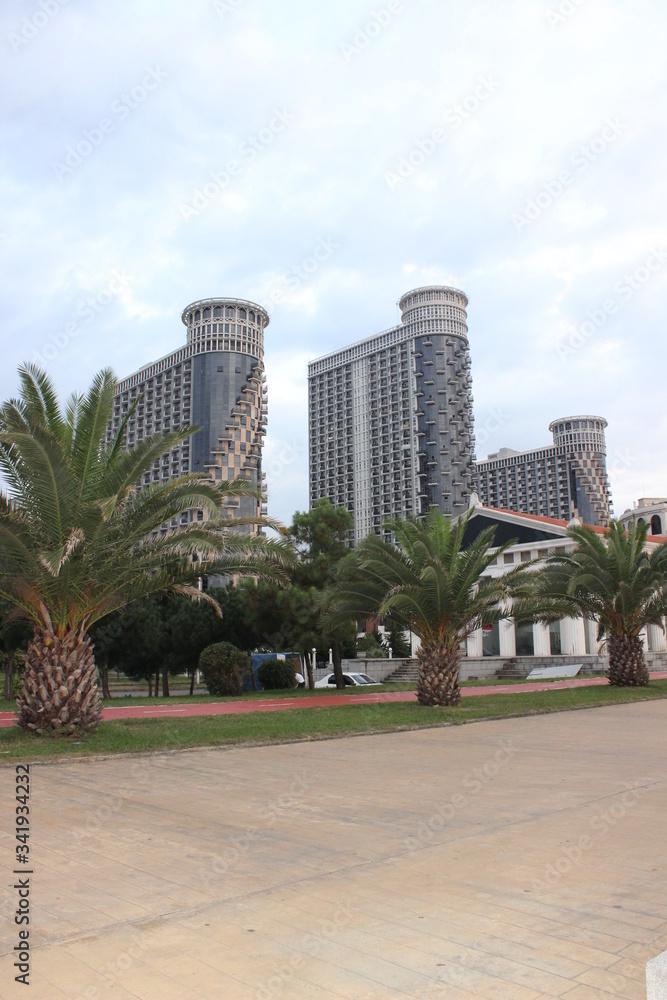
<box><xmin>1</xmin><ymin>0</ymin><xmax>666</xmax><ymax>526</ymax></box>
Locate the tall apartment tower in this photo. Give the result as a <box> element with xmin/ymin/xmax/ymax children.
<box><xmin>308</xmin><ymin>286</ymin><xmax>476</xmax><ymax>543</ymax></box>
<box><xmin>475</xmin><ymin>415</ymin><xmax>612</xmax><ymax>527</ymax></box>
<box><xmin>109</xmin><ymin>297</ymin><xmax>269</xmax><ymax>531</ymax></box>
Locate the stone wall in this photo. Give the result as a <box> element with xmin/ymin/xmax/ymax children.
<box><xmin>344</xmin><ymin>651</ymin><xmax>667</xmax><ymax>683</ymax></box>
<box><xmin>340</xmin><ymin>658</ymin><xmax>414</xmax><ymax>683</ymax></box>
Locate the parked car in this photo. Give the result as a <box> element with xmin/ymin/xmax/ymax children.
<box><xmin>314</xmin><ymin>672</ymin><xmax>381</xmax><ymax>688</ymax></box>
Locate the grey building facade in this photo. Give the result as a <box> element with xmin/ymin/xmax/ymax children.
<box><xmin>109</xmin><ymin>297</ymin><xmax>269</xmax><ymax>531</ymax></box>
<box><xmin>308</xmin><ymin>286</ymin><xmax>476</xmax><ymax>543</ymax></box>
<box><xmin>475</xmin><ymin>415</ymin><xmax>612</xmax><ymax>527</ymax></box>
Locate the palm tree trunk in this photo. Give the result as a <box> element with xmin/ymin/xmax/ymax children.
<box><xmin>332</xmin><ymin>639</ymin><xmax>345</xmax><ymax>690</ymax></box>
<box><xmin>608</xmin><ymin>633</ymin><xmax>649</xmax><ymax>687</ymax></box>
<box><xmin>4</xmin><ymin>649</ymin><xmax>16</xmax><ymax>701</ymax></box>
<box><xmin>417</xmin><ymin>644</ymin><xmax>462</xmax><ymax>706</ymax></box>
<box><xmin>99</xmin><ymin>652</ymin><xmax>111</xmax><ymax>700</ymax></box>
<box><xmin>17</xmin><ymin>627</ymin><xmax>102</xmax><ymax>735</ymax></box>
<box><xmin>305</xmin><ymin>651</ymin><xmax>314</xmax><ymax>690</ymax></box>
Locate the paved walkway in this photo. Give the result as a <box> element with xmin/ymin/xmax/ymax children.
<box><xmin>2</xmin><ymin>674</ymin><xmax>665</xmax><ymax>727</ymax></box>
<box><xmin>1</xmin><ymin>701</ymin><xmax>666</xmax><ymax>998</ymax></box>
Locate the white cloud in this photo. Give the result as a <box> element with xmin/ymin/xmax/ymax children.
<box><xmin>0</xmin><ymin>0</ymin><xmax>665</xmax><ymax>522</ymax></box>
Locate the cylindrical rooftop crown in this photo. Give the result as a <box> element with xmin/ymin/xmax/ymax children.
<box><xmin>398</xmin><ymin>285</ymin><xmax>469</xmax><ymax>340</ymax></box>
<box><xmin>181</xmin><ymin>297</ymin><xmax>269</xmax><ymax>358</ymax></box>
<box><xmin>549</xmin><ymin>415</ymin><xmax>607</xmax><ymax>453</ymax></box>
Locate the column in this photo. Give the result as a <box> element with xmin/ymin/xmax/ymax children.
<box><xmin>499</xmin><ymin>619</ymin><xmax>516</xmax><ymax>657</ymax></box>
<box><xmin>533</xmin><ymin>623</ymin><xmax>551</xmax><ymax>656</ymax></box>
<box><xmin>647</xmin><ymin>623</ymin><xmax>667</xmax><ymax>652</ymax></box>
<box><xmin>560</xmin><ymin>617</ymin><xmax>587</xmax><ymax>656</ymax></box>
<box><xmin>467</xmin><ymin>629</ymin><xmax>483</xmax><ymax>658</ymax></box>
<box><xmin>585</xmin><ymin>619</ymin><xmax>598</xmax><ymax>655</ymax></box>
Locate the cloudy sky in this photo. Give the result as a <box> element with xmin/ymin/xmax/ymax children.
<box><xmin>1</xmin><ymin>0</ymin><xmax>665</xmax><ymax>525</ymax></box>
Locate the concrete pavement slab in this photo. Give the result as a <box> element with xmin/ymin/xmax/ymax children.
<box><xmin>1</xmin><ymin>700</ymin><xmax>666</xmax><ymax>998</ymax></box>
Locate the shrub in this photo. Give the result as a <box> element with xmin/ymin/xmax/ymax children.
<box><xmin>257</xmin><ymin>659</ymin><xmax>296</xmax><ymax>690</ymax></box>
<box><xmin>357</xmin><ymin>630</ymin><xmax>387</xmax><ymax>658</ymax></box>
<box><xmin>199</xmin><ymin>642</ymin><xmax>249</xmax><ymax>697</ymax></box>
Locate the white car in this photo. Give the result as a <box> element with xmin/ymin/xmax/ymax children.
<box><xmin>314</xmin><ymin>672</ymin><xmax>381</xmax><ymax>688</ymax></box>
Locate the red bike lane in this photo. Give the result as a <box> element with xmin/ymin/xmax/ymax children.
<box><xmin>2</xmin><ymin>673</ymin><xmax>665</xmax><ymax>727</ymax></box>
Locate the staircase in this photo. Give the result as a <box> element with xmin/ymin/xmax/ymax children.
<box><xmin>494</xmin><ymin>660</ymin><xmax>531</xmax><ymax>680</ymax></box>
<box><xmin>385</xmin><ymin>659</ymin><xmax>420</xmax><ymax>683</ymax></box>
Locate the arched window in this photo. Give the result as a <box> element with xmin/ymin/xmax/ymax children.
<box><xmin>194</xmin><ymin>310</ymin><xmax>201</xmax><ymax>322</ymax></box>
<box><xmin>651</xmin><ymin>514</ymin><xmax>663</xmax><ymax>535</ymax></box>
<box><xmin>226</xmin><ymin>306</ymin><xmax>235</xmax><ymax>318</ymax></box>
<box><xmin>203</xmin><ymin>307</ymin><xmax>211</xmax><ymax>320</ymax></box>
<box><xmin>214</xmin><ymin>306</ymin><xmax>222</xmax><ymax>318</ymax></box>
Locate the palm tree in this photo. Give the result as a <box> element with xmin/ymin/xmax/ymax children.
<box><xmin>321</xmin><ymin>508</ymin><xmax>520</xmax><ymax>706</ymax></box>
<box><xmin>515</xmin><ymin>520</ymin><xmax>667</xmax><ymax>687</ymax></box>
<box><xmin>0</xmin><ymin>365</ymin><xmax>291</xmax><ymax>735</ymax></box>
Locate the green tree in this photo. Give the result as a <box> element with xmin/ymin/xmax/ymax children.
<box><xmin>0</xmin><ymin>601</ymin><xmax>31</xmax><ymax>701</ymax></box>
<box><xmin>0</xmin><ymin>365</ymin><xmax>290</xmax><ymax>735</ymax></box>
<box><xmin>166</xmin><ymin>593</ymin><xmax>226</xmax><ymax>695</ymax></box>
<box><xmin>286</xmin><ymin>499</ymin><xmax>356</xmax><ymax>687</ymax></box>
<box><xmin>192</xmin><ymin>502</ymin><xmax>358</xmax><ymax>688</ymax></box>
<box><xmin>382</xmin><ymin>617</ymin><xmax>412</xmax><ymax>659</ymax></box>
<box><xmin>515</xmin><ymin>520</ymin><xmax>667</xmax><ymax>687</ymax></box>
<box><xmin>322</xmin><ymin>509</ymin><xmax>518</xmax><ymax>706</ymax></box>
<box><xmin>90</xmin><ymin>598</ymin><xmax>175</xmax><ymax>698</ymax></box>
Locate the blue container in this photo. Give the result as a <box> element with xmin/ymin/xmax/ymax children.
<box><xmin>245</xmin><ymin>652</ymin><xmax>304</xmax><ymax>692</ymax></box>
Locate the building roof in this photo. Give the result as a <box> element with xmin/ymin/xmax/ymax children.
<box><xmin>459</xmin><ymin>501</ymin><xmax>667</xmax><ymax>548</ymax></box>
<box><xmin>491</xmin><ymin>507</ymin><xmax>606</xmax><ymax>535</ymax></box>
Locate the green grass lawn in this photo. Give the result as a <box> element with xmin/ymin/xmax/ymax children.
<box><xmin>1</xmin><ymin>680</ymin><xmax>666</xmax><ymax>762</ymax></box>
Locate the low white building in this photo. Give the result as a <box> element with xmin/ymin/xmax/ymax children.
<box><xmin>459</xmin><ymin>498</ymin><xmax>667</xmax><ymax>664</ymax></box>
<box><xmin>619</xmin><ymin>497</ymin><xmax>667</xmax><ymax>539</ymax></box>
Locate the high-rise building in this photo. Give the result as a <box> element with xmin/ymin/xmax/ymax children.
<box><xmin>308</xmin><ymin>286</ymin><xmax>476</xmax><ymax>542</ymax></box>
<box><xmin>109</xmin><ymin>297</ymin><xmax>269</xmax><ymax>532</ymax></box>
<box><xmin>475</xmin><ymin>415</ymin><xmax>612</xmax><ymax>527</ymax></box>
